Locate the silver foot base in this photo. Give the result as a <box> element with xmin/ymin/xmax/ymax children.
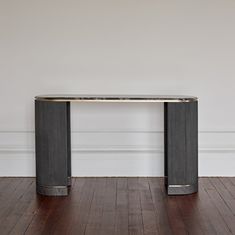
<box><xmin>37</xmin><ymin>184</ymin><xmax>69</xmax><ymax>196</ymax></box>
<box><xmin>167</xmin><ymin>183</ymin><xmax>198</xmax><ymax>195</ymax></box>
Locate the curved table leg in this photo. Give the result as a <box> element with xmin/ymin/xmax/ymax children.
<box><xmin>164</xmin><ymin>101</ymin><xmax>198</xmax><ymax>195</ymax></box>
<box><xmin>35</xmin><ymin>100</ymin><xmax>71</xmax><ymax>196</ymax></box>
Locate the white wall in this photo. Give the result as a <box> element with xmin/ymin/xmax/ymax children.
<box><xmin>0</xmin><ymin>0</ymin><xmax>235</xmax><ymax>176</ymax></box>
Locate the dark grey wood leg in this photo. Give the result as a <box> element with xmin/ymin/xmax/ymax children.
<box><xmin>35</xmin><ymin>100</ymin><xmax>71</xmax><ymax>196</ymax></box>
<box><xmin>67</xmin><ymin>104</ymin><xmax>71</xmax><ymax>187</ymax></box>
<box><xmin>164</xmin><ymin>101</ymin><xmax>198</xmax><ymax>195</ymax></box>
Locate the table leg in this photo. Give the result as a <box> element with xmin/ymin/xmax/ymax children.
<box><xmin>35</xmin><ymin>100</ymin><xmax>71</xmax><ymax>196</ymax></box>
<box><xmin>164</xmin><ymin>101</ymin><xmax>198</xmax><ymax>195</ymax></box>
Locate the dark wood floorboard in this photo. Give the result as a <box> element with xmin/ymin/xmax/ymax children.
<box><xmin>0</xmin><ymin>177</ymin><xmax>234</xmax><ymax>235</ymax></box>
<box><xmin>115</xmin><ymin>178</ymin><xmax>128</xmax><ymax>235</ymax></box>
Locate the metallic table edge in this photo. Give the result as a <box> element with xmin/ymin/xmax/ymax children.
<box><xmin>35</xmin><ymin>96</ymin><xmax>198</xmax><ymax>103</ymax></box>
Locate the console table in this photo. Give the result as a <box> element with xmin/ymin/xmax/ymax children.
<box><xmin>35</xmin><ymin>95</ymin><xmax>198</xmax><ymax>196</ymax></box>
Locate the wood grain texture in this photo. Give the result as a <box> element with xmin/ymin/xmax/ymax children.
<box><xmin>35</xmin><ymin>100</ymin><xmax>71</xmax><ymax>195</ymax></box>
<box><xmin>164</xmin><ymin>101</ymin><xmax>198</xmax><ymax>195</ymax></box>
<box><xmin>0</xmin><ymin>177</ymin><xmax>235</xmax><ymax>235</ymax></box>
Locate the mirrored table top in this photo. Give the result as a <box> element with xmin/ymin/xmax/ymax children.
<box><xmin>35</xmin><ymin>95</ymin><xmax>198</xmax><ymax>102</ymax></box>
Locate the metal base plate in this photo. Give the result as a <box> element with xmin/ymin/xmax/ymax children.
<box><xmin>37</xmin><ymin>184</ymin><xmax>69</xmax><ymax>196</ymax></box>
<box><xmin>167</xmin><ymin>183</ymin><xmax>198</xmax><ymax>195</ymax></box>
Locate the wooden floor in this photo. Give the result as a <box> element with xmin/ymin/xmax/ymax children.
<box><xmin>0</xmin><ymin>178</ymin><xmax>235</xmax><ymax>235</ymax></box>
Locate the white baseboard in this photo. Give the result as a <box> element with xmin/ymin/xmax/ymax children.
<box><xmin>0</xmin><ymin>130</ymin><xmax>234</xmax><ymax>176</ymax></box>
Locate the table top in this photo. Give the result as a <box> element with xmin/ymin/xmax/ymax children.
<box><xmin>35</xmin><ymin>95</ymin><xmax>198</xmax><ymax>102</ymax></box>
